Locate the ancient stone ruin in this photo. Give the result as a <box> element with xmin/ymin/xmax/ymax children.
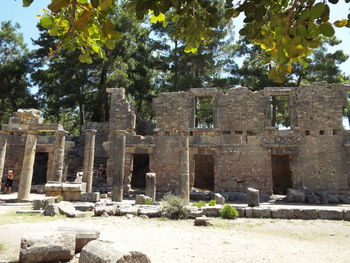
<box><xmin>1</xmin><ymin>82</ymin><xmax>350</xmax><ymax>202</ymax></box>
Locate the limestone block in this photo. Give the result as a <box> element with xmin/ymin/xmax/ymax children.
<box><xmin>251</xmin><ymin>207</ymin><xmax>271</xmax><ymax>218</ymax></box>
<box><xmin>137</xmin><ymin>205</ymin><xmax>162</xmax><ymax>218</ymax></box>
<box><xmin>44</xmin><ymin>204</ymin><xmax>60</xmax><ymax>216</ymax></box>
<box><xmin>19</xmin><ymin>232</ymin><xmax>75</xmax><ymax>263</ymax></box>
<box><xmin>327</xmin><ymin>194</ymin><xmax>340</xmax><ymax>203</ymax></box>
<box><xmin>186</xmin><ymin>206</ymin><xmax>204</xmax><ymax>219</ymax></box>
<box><xmin>62</xmin><ymin>183</ymin><xmax>86</xmax><ymax>192</ymax></box>
<box><xmin>236</xmin><ymin>207</ymin><xmax>245</xmax><ymax>217</ymax></box>
<box><xmin>63</xmin><ymin>191</ymin><xmax>81</xmax><ymax>201</ymax></box>
<box><xmin>343</xmin><ymin>210</ymin><xmax>350</xmax><ymax>221</ymax></box>
<box><xmin>286</xmin><ymin>188</ymin><xmax>305</xmax><ymax>203</ymax></box>
<box><xmin>270</xmin><ymin>208</ymin><xmax>295</xmax><ymax>219</ymax></box>
<box><xmin>32</xmin><ymin>197</ymin><xmax>57</xmax><ymax>210</ymax></box>
<box><xmin>194</xmin><ymin>216</ymin><xmax>212</xmax><ymax>226</ymax></box>
<box><xmin>44</xmin><ymin>182</ymin><xmax>62</xmax><ymax>192</ymax></box>
<box><xmin>46</xmin><ymin>191</ymin><xmax>63</xmax><ymax>197</ymax></box>
<box><xmin>318</xmin><ymin>209</ymin><xmax>343</xmax><ymax>220</ymax></box>
<box><xmin>315</xmin><ymin>192</ymin><xmax>328</xmax><ymax>204</ymax></box>
<box><xmin>57</xmin><ymin>227</ymin><xmax>100</xmax><ymax>253</ymax></box>
<box><xmin>79</xmin><ymin>240</ymin><xmax>151</xmax><ymax>263</ymax></box>
<box><xmin>247</xmin><ymin>188</ymin><xmax>260</xmax><ymax>207</ymax></box>
<box><xmin>201</xmin><ymin>206</ymin><xmax>222</xmax><ymax>217</ymax></box>
<box><xmin>94</xmin><ymin>205</ymin><xmax>117</xmax><ymax>216</ymax></box>
<box><xmin>73</xmin><ymin>202</ymin><xmax>95</xmax><ymax>212</ymax></box>
<box><xmin>214</xmin><ymin>193</ymin><xmax>225</xmax><ymax>205</ymax></box>
<box><xmin>293</xmin><ymin>208</ymin><xmax>318</xmax><ymax>220</ymax></box>
<box><xmin>135</xmin><ymin>194</ymin><xmax>153</xmax><ymax>205</ymax></box>
<box><xmin>81</xmin><ymin>192</ymin><xmax>100</xmax><ymax>202</ymax></box>
<box><xmin>117</xmin><ymin>205</ymin><xmax>139</xmax><ymax>216</ymax></box>
<box><xmin>57</xmin><ymin>203</ymin><xmax>86</xmax><ymax>218</ymax></box>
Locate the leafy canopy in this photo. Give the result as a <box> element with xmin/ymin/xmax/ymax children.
<box><xmin>23</xmin><ymin>0</ymin><xmax>350</xmax><ymax>82</ymax></box>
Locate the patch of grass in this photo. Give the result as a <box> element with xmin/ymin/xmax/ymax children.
<box><xmin>161</xmin><ymin>194</ymin><xmax>189</xmax><ymax>220</ymax></box>
<box><xmin>0</xmin><ymin>242</ymin><xmax>5</xmax><ymax>252</ymax></box>
<box><xmin>0</xmin><ymin>211</ymin><xmax>65</xmax><ymax>225</ymax></box>
<box><xmin>219</xmin><ymin>204</ymin><xmax>239</xmax><ymax>219</ymax></box>
<box><xmin>192</xmin><ymin>200</ymin><xmax>206</xmax><ymax>208</ymax></box>
<box><xmin>144</xmin><ymin>199</ymin><xmax>153</xmax><ymax>205</ymax></box>
<box><xmin>208</xmin><ymin>200</ymin><xmax>216</xmax><ymax>206</ymax></box>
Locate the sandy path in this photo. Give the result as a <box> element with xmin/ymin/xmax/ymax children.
<box><xmin>0</xmin><ymin>215</ymin><xmax>349</xmax><ymax>263</ymax></box>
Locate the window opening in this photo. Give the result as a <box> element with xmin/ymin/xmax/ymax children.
<box><xmin>342</xmin><ymin>91</ymin><xmax>350</xmax><ymax>130</ymax></box>
<box><xmin>270</xmin><ymin>95</ymin><xmax>291</xmax><ymax>130</ymax></box>
<box><xmin>195</xmin><ymin>97</ymin><xmax>214</xmax><ymax>128</ymax></box>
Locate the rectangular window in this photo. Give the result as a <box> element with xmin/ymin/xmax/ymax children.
<box><xmin>342</xmin><ymin>91</ymin><xmax>350</xmax><ymax>130</ymax></box>
<box><xmin>195</xmin><ymin>97</ymin><xmax>214</xmax><ymax>128</ymax></box>
<box><xmin>270</xmin><ymin>95</ymin><xmax>290</xmax><ymax>130</ymax></box>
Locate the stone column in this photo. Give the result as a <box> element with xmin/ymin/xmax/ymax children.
<box><xmin>112</xmin><ymin>130</ymin><xmax>127</xmax><ymax>202</ymax></box>
<box><xmin>83</xmin><ymin>129</ymin><xmax>97</xmax><ymax>193</ymax></box>
<box><xmin>51</xmin><ymin>131</ymin><xmax>66</xmax><ymax>182</ymax></box>
<box><xmin>145</xmin><ymin>172</ymin><xmax>156</xmax><ymax>201</ymax></box>
<box><xmin>178</xmin><ymin>131</ymin><xmax>190</xmax><ymax>204</ymax></box>
<box><xmin>18</xmin><ymin>132</ymin><xmax>38</xmax><ymax>200</ymax></box>
<box><xmin>0</xmin><ymin>132</ymin><xmax>8</xmax><ymax>192</ymax></box>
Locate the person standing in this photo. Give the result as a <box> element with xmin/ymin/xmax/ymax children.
<box><xmin>4</xmin><ymin>169</ymin><xmax>14</xmax><ymax>194</ymax></box>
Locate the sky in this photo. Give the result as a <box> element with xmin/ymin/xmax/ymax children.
<box><xmin>0</xmin><ymin>0</ymin><xmax>349</xmax><ymax>75</ymax></box>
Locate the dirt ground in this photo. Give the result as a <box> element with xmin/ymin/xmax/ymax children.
<box><xmin>0</xmin><ymin>205</ymin><xmax>350</xmax><ymax>263</ymax></box>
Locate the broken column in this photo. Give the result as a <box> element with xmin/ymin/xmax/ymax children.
<box><xmin>247</xmin><ymin>187</ymin><xmax>260</xmax><ymax>207</ymax></box>
<box><xmin>0</xmin><ymin>132</ymin><xmax>8</xmax><ymax>191</ymax></box>
<box><xmin>112</xmin><ymin>130</ymin><xmax>127</xmax><ymax>202</ymax></box>
<box><xmin>51</xmin><ymin>130</ymin><xmax>66</xmax><ymax>182</ymax></box>
<box><xmin>83</xmin><ymin>129</ymin><xmax>97</xmax><ymax>193</ymax></box>
<box><xmin>18</xmin><ymin>132</ymin><xmax>38</xmax><ymax>200</ymax></box>
<box><xmin>178</xmin><ymin>131</ymin><xmax>190</xmax><ymax>204</ymax></box>
<box><xmin>145</xmin><ymin>172</ymin><xmax>156</xmax><ymax>201</ymax></box>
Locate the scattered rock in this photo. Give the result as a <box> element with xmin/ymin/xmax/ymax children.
<box><xmin>73</xmin><ymin>202</ymin><xmax>94</xmax><ymax>212</ymax></box>
<box><xmin>194</xmin><ymin>216</ymin><xmax>212</xmax><ymax>226</ymax></box>
<box><xmin>81</xmin><ymin>192</ymin><xmax>100</xmax><ymax>202</ymax></box>
<box><xmin>19</xmin><ymin>232</ymin><xmax>75</xmax><ymax>263</ymax></box>
<box><xmin>286</xmin><ymin>188</ymin><xmax>305</xmax><ymax>203</ymax></box>
<box><xmin>138</xmin><ymin>205</ymin><xmax>162</xmax><ymax>217</ymax></box>
<box><xmin>79</xmin><ymin>240</ymin><xmax>151</xmax><ymax>263</ymax></box>
<box><xmin>94</xmin><ymin>205</ymin><xmax>117</xmax><ymax>216</ymax></box>
<box><xmin>247</xmin><ymin>188</ymin><xmax>260</xmax><ymax>207</ymax></box>
<box><xmin>57</xmin><ymin>203</ymin><xmax>87</xmax><ymax>218</ymax></box>
<box><xmin>135</xmin><ymin>194</ymin><xmax>153</xmax><ymax>205</ymax></box>
<box><xmin>44</xmin><ymin>204</ymin><xmax>60</xmax><ymax>216</ymax></box>
<box><xmin>186</xmin><ymin>206</ymin><xmax>203</xmax><ymax>219</ymax></box>
<box><xmin>32</xmin><ymin>197</ymin><xmax>56</xmax><ymax>210</ymax></box>
<box><xmin>305</xmin><ymin>193</ymin><xmax>321</xmax><ymax>204</ymax></box>
<box><xmin>214</xmin><ymin>193</ymin><xmax>225</xmax><ymax>205</ymax></box>
<box><xmin>57</xmin><ymin>227</ymin><xmax>100</xmax><ymax>253</ymax></box>
<box><xmin>117</xmin><ymin>205</ymin><xmax>138</xmax><ymax>216</ymax></box>
<box><xmin>201</xmin><ymin>206</ymin><xmax>221</xmax><ymax>217</ymax></box>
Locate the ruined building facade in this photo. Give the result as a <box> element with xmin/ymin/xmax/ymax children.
<box><xmin>1</xmin><ymin>82</ymin><xmax>350</xmax><ymax>197</ymax></box>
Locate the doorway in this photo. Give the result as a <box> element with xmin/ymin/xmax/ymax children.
<box><xmin>194</xmin><ymin>154</ymin><xmax>214</xmax><ymax>190</ymax></box>
<box><xmin>131</xmin><ymin>154</ymin><xmax>149</xmax><ymax>189</ymax></box>
<box><xmin>32</xmin><ymin>152</ymin><xmax>49</xmax><ymax>185</ymax></box>
<box><xmin>271</xmin><ymin>154</ymin><xmax>292</xmax><ymax>194</ymax></box>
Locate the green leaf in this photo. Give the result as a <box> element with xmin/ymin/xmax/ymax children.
<box><xmin>40</xmin><ymin>16</ymin><xmax>54</xmax><ymax>29</ymax></box>
<box><xmin>310</xmin><ymin>3</ymin><xmax>324</xmax><ymax>19</ymax></box>
<box><xmin>105</xmin><ymin>38</ymin><xmax>116</xmax><ymax>50</ymax></box>
<box><xmin>48</xmin><ymin>0</ymin><xmax>70</xmax><ymax>12</ymax></box>
<box><xmin>91</xmin><ymin>0</ymin><xmax>99</xmax><ymax>8</ymax></box>
<box><xmin>99</xmin><ymin>0</ymin><xmax>112</xmax><ymax>11</ymax></box>
<box><xmin>334</xmin><ymin>19</ymin><xmax>348</xmax><ymax>27</ymax></box>
<box><xmin>320</xmin><ymin>22</ymin><xmax>335</xmax><ymax>37</ymax></box>
<box><xmin>22</xmin><ymin>0</ymin><xmax>33</xmax><ymax>7</ymax></box>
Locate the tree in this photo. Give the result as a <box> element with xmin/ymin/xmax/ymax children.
<box><xmin>0</xmin><ymin>21</ymin><xmax>38</xmax><ymax>125</ymax></box>
<box><xmin>22</xmin><ymin>0</ymin><xmax>350</xmax><ymax>82</ymax></box>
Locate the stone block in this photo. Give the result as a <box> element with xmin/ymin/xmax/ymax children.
<box><xmin>57</xmin><ymin>227</ymin><xmax>100</xmax><ymax>253</ymax></box>
<box><xmin>81</xmin><ymin>192</ymin><xmax>100</xmax><ymax>202</ymax></box>
<box><xmin>44</xmin><ymin>182</ymin><xmax>62</xmax><ymax>192</ymax></box>
<box><xmin>251</xmin><ymin>207</ymin><xmax>271</xmax><ymax>218</ymax></box>
<box><xmin>57</xmin><ymin>203</ymin><xmax>86</xmax><ymax>218</ymax></box>
<box><xmin>135</xmin><ymin>194</ymin><xmax>153</xmax><ymax>205</ymax></box>
<box><xmin>270</xmin><ymin>208</ymin><xmax>295</xmax><ymax>219</ymax></box>
<box><xmin>201</xmin><ymin>206</ymin><xmax>221</xmax><ymax>217</ymax></box>
<box><xmin>315</xmin><ymin>192</ymin><xmax>328</xmax><ymax>204</ymax></box>
<box><xmin>73</xmin><ymin>202</ymin><xmax>95</xmax><ymax>212</ymax></box>
<box><xmin>343</xmin><ymin>210</ymin><xmax>350</xmax><ymax>221</ymax></box>
<box><xmin>137</xmin><ymin>205</ymin><xmax>162</xmax><ymax>218</ymax></box>
<box><xmin>117</xmin><ymin>205</ymin><xmax>139</xmax><ymax>216</ymax></box>
<box><xmin>236</xmin><ymin>207</ymin><xmax>245</xmax><ymax>217</ymax></box>
<box><xmin>79</xmin><ymin>240</ymin><xmax>151</xmax><ymax>263</ymax></box>
<box><xmin>94</xmin><ymin>205</ymin><xmax>117</xmax><ymax>216</ymax></box>
<box><xmin>286</xmin><ymin>188</ymin><xmax>305</xmax><ymax>203</ymax></box>
<box><xmin>244</xmin><ymin>208</ymin><xmax>253</xmax><ymax>218</ymax></box>
<box><xmin>194</xmin><ymin>216</ymin><xmax>212</xmax><ymax>226</ymax></box>
<box><xmin>44</xmin><ymin>204</ymin><xmax>60</xmax><ymax>216</ymax></box>
<box><xmin>186</xmin><ymin>206</ymin><xmax>203</xmax><ymax>219</ymax></box>
<box><xmin>327</xmin><ymin>194</ymin><xmax>340</xmax><ymax>203</ymax></box>
<box><xmin>293</xmin><ymin>208</ymin><xmax>318</xmax><ymax>220</ymax></box>
<box><xmin>247</xmin><ymin>188</ymin><xmax>259</xmax><ymax>207</ymax></box>
<box><xmin>32</xmin><ymin>197</ymin><xmax>57</xmax><ymax>210</ymax></box>
<box><xmin>214</xmin><ymin>193</ymin><xmax>225</xmax><ymax>205</ymax></box>
<box><xmin>62</xmin><ymin>183</ymin><xmax>86</xmax><ymax>192</ymax></box>
<box><xmin>46</xmin><ymin>191</ymin><xmax>63</xmax><ymax>197</ymax></box>
<box><xmin>63</xmin><ymin>191</ymin><xmax>81</xmax><ymax>201</ymax></box>
<box><xmin>318</xmin><ymin>209</ymin><xmax>343</xmax><ymax>220</ymax></box>
<box><xmin>19</xmin><ymin>232</ymin><xmax>75</xmax><ymax>263</ymax></box>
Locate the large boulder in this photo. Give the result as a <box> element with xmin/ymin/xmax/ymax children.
<box><xmin>137</xmin><ymin>206</ymin><xmax>162</xmax><ymax>218</ymax></box>
<box><xmin>194</xmin><ymin>216</ymin><xmax>212</xmax><ymax>226</ymax></box>
<box><xmin>79</xmin><ymin>240</ymin><xmax>151</xmax><ymax>263</ymax></box>
<box><xmin>57</xmin><ymin>203</ymin><xmax>87</xmax><ymax>218</ymax></box>
<box><xmin>286</xmin><ymin>188</ymin><xmax>305</xmax><ymax>203</ymax></box>
<box><xmin>19</xmin><ymin>232</ymin><xmax>75</xmax><ymax>263</ymax></box>
<box><xmin>135</xmin><ymin>194</ymin><xmax>153</xmax><ymax>205</ymax></box>
<box><xmin>247</xmin><ymin>188</ymin><xmax>260</xmax><ymax>207</ymax></box>
<box><xmin>32</xmin><ymin>197</ymin><xmax>56</xmax><ymax>210</ymax></box>
<box><xmin>44</xmin><ymin>204</ymin><xmax>60</xmax><ymax>216</ymax></box>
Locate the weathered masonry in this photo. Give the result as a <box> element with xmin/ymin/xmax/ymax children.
<box><xmin>1</xmin><ymin>82</ymin><xmax>350</xmax><ymax>198</ymax></box>
<box><xmin>105</xmin><ymin>82</ymin><xmax>350</xmax><ymax>196</ymax></box>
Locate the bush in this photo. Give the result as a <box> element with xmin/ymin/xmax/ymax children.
<box><xmin>161</xmin><ymin>194</ymin><xmax>189</xmax><ymax>220</ymax></box>
<box><xmin>219</xmin><ymin>204</ymin><xmax>239</xmax><ymax>219</ymax></box>
<box><xmin>208</xmin><ymin>200</ymin><xmax>216</xmax><ymax>206</ymax></box>
<box><xmin>56</xmin><ymin>195</ymin><xmax>63</xmax><ymax>203</ymax></box>
<box><xmin>144</xmin><ymin>198</ymin><xmax>153</xmax><ymax>205</ymax></box>
<box><xmin>193</xmin><ymin>200</ymin><xmax>206</xmax><ymax>208</ymax></box>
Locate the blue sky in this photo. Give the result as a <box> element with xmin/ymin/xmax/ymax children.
<box><xmin>0</xmin><ymin>0</ymin><xmax>349</xmax><ymax>75</ymax></box>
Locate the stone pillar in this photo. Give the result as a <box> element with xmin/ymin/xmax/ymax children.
<box><xmin>178</xmin><ymin>132</ymin><xmax>190</xmax><ymax>204</ymax></box>
<box><xmin>83</xmin><ymin>129</ymin><xmax>97</xmax><ymax>193</ymax></box>
<box><xmin>145</xmin><ymin>172</ymin><xmax>156</xmax><ymax>201</ymax></box>
<box><xmin>51</xmin><ymin>131</ymin><xmax>66</xmax><ymax>182</ymax></box>
<box><xmin>0</xmin><ymin>132</ymin><xmax>8</xmax><ymax>192</ymax></box>
<box><xmin>18</xmin><ymin>132</ymin><xmax>38</xmax><ymax>200</ymax></box>
<box><xmin>112</xmin><ymin>130</ymin><xmax>127</xmax><ymax>202</ymax></box>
